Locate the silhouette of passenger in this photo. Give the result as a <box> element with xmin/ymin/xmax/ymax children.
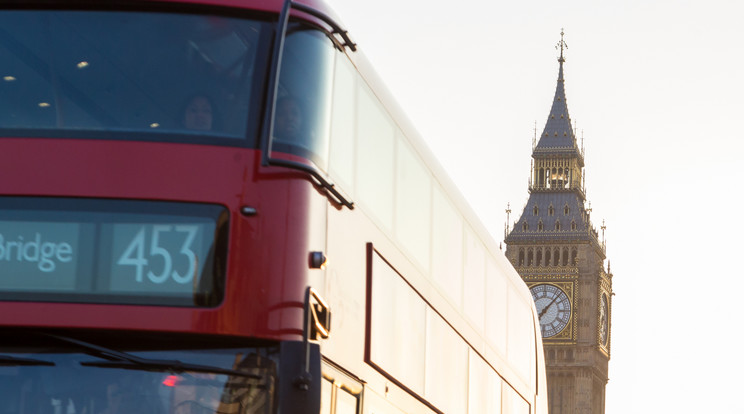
<box><xmin>100</xmin><ymin>383</ymin><xmax>124</xmax><ymax>414</ymax></box>
<box><xmin>273</xmin><ymin>97</ymin><xmax>302</xmax><ymax>141</ymax></box>
<box><xmin>182</xmin><ymin>94</ymin><xmax>214</xmax><ymax>131</ymax></box>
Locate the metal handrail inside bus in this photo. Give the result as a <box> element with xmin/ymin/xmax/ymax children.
<box><xmin>260</xmin><ymin>0</ymin><xmax>355</xmax><ymax>210</ymax></box>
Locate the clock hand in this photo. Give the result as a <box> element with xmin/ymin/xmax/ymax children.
<box><xmin>538</xmin><ymin>296</ymin><xmax>561</xmax><ymax>319</ymax></box>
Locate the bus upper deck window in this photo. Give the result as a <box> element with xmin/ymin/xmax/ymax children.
<box><xmin>271</xmin><ymin>25</ymin><xmax>335</xmax><ymax>171</ymax></box>
<box><xmin>0</xmin><ymin>11</ymin><xmax>271</xmax><ymax>144</ymax></box>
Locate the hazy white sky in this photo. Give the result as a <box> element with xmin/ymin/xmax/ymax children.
<box><xmin>326</xmin><ymin>0</ymin><xmax>744</xmax><ymax>412</ymax></box>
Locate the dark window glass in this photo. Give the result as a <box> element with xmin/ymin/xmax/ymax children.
<box><xmin>0</xmin><ymin>334</ymin><xmax>277</xmax><ymax>414</ymax></box>
<box><xmin>0</xmin><ymin>10</ymin><xmax>271</xmax><ymax>145</ymax></box>
<box><xmin>271</xmin><ymin>23</ymin><xmax>336</xmax><ymax>170</ymax></box>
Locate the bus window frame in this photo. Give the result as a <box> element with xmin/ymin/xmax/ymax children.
<box><xmin>260</xmin><ymin>0</ymin><xmax>355</xmax><ymax>209</ymax></box>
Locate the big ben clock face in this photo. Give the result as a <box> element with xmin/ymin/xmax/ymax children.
<box><xmin>600</xmin><ymin>293</ymin><xmax>609</xmax><ymax>346</ymax></box>
<box><xmin>530</xmin><ymin>284</ymin><xmax>571</xmax><ymax>338</ymax></box>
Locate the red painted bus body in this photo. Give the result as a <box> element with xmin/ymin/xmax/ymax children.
<box><xmin>0</xmin><ymin>1</ymin><xmax>547</xmax><ymax>413</ymax></box>
<box><xmin>0</xmin><ymin>138</ymin><xmax>312</xmax><ymax>338</ymax></box>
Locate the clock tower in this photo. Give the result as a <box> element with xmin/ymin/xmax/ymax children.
<box><xmin>504</xmin><ymin>32</ymin><xmax>613</xmax><ymax>414</ymax></box>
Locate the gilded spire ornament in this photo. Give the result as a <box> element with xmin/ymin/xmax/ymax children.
<box><xmin>556</xmin><ymin>28</ymin><xmax>568</xmax><ymax>62</ymax></box>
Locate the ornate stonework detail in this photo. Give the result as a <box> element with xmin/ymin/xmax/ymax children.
<box><xmin>518</xmin><ymin>266</ymin><xmax>579</xmax><ymax>276</ymax></box>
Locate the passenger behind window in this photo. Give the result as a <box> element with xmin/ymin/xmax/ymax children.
<box><xmin>273</xmin><ymin>96</ymin><xmax>303</xmax><ymax>142</ymax></box>
<box><xmin>99</xmin><ymin>377</ymin><xmax>154</xmax><ymax>414</ymax></box>
<box><xmin>99</xmin><ymin>382</ymin><xmax>125</xmax><ymax>414</ymax></box>
<box><xmin>181</xmin><ymin>94</ymin><xmax>220</xmax><ymax>131</ymax></box>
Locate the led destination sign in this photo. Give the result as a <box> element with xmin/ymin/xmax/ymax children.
<box><xmin>0</xmin><ymin>198</ymin><xmax>227</xmax><ymax>306</ymax></box>
<box><xmin>0</xmin><ymin>221</ymin><xmax>80</xmax><ymax>290</ymax></box>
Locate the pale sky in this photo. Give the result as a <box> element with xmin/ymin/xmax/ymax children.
<box><xmin>325</xmin><ymin>0</ymin><xmax>744</xmax><ymax>412</ymax></box>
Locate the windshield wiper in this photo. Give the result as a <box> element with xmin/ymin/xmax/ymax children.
<box><xmin>0</xmin><ymin>355</ymin><xmax>55</xmax><ymax>366</ymax></box>
<box><xmin>45</xmin><ymin>334</ymin><xmax>261</xmax><ymax>379</ymax></box>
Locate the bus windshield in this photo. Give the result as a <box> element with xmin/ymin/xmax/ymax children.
<box><xmin>0</xmin><ymin>9</ymin><xmax>271</xmax><ymax>144</ymax></box>
<box><xmin>0</xmin><ymin>333</ymin><xmax>277</xmax><ymax>414</ymax></box>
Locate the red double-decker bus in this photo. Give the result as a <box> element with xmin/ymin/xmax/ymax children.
<box><xmin>0</xmin><ymin>1</ymin><xmax>547</xmax><ymax>413</ymax></box>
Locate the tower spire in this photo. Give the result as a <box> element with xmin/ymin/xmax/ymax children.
<box><xmin>534</xmin><ymin>29</ymin><xmax>579</xmax><ymax>153</ymax></box>
<box><xmin>504</xmin><ymin>202</ymin><xmax>512</xmax><ymax>240</ymax></box>
<box><xmin>556</xmin><ymin>28</ymin><xmax>567</xmax><ymax>64</ymax></box>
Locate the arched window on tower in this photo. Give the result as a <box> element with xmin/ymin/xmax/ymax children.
<box><xmin>539</xmin><ymin>168</ymin><xmax>545</xmax><ymax>188</ymax></box>
<box><xmin>518</xmin><ymin>248</ymin><xmax>525</xmax><ymax>266</ymax></box>
<box><xmin>522</xmin><ymin>221</ymin><xmax>529</xmax><ymax>231</ymax></box>
<box><xmin>562</xmin><ymin>247</ymin><xmax>569</xmax><ymax>266</ymax></box>
<box><xmin>538</xmin><ymin>220</ymin><xmax>544</xmax><ymax>231</ymax></box>
<box><xmin>558</xmin><ymin>167</ymin><xmax>564</xmax><ymax>188</ymax></box>
<box><xmin>555</xmin><ymin>220</ymin><xmax>561</xmax><ymax>231</ymax></box>
<box><xmin>549</xmin><ymin>205</ymin><xmax>554</xmax><ymax>216</ymax></box>
<box><xmin>571</xmin><ymin>247</ymin><xmax>578</xmax><ymax>265</ymax></box>
<box><xmin>564</xmin><ymin>204</ymin><xmax>570</xmax><ymax>215</ymax></box>
<box><xmin>536</xmin><ymin>249</ymin><xmax>543</xmax><ymax>266</ymax></box>
<box><xmin>551</xmin><ymin>168</ymin><xmax>557</xmax><ymax>188</ymax></box>
<box><xmin>533</xmin><ymin>205</ymin><xmax>539</xmax><ymax>215</ymax></box>
<box><xmin>571</xmin><ymin>220</ymin><xmax>577</xmax><ymax>230</ymax></box>
<box><xmin>545</xmin><ymin>248</ymin><xmax>552</xmax><ymax>266</ymax></box>
<box><xmin>527</xmin><ymin>249</ymin><xmax>534</xmax><ymax>266</ymax></box>
<box><xmin>553</xmin><ymin>248</ymin><xmax>560</xmax><ymax>266</ymax></box>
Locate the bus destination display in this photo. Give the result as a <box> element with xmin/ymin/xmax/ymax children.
<box><xmin>0</xmin><ymin>198</ymin><xmax>226</xmax><ymax>306</ymax></box>
<box><xmin>0</xmin><ymin>221</ymin><xmax>80</xmax><ymax>290</ymax></box>
<box><xmin>110</xmin><ymin>223</ymin><xmax>212</xmax><ymax>293</ymax></box>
